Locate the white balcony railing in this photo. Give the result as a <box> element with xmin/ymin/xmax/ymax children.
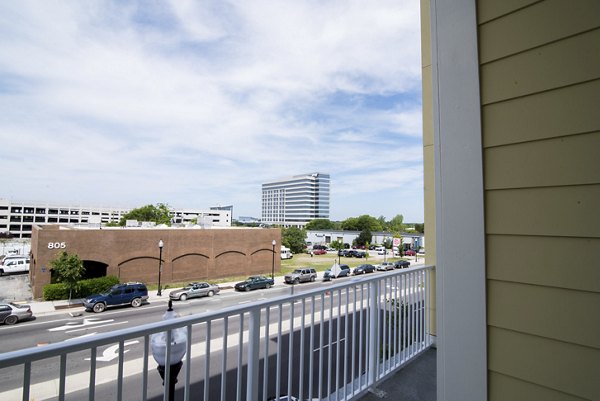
<box><xmin>0</xmin><ymin>265</ymin><xmax>433</xmax><ymax>401</ymax></box>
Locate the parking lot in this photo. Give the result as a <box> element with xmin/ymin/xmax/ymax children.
<box><xmin>0</xmin><ymin>273</ymin><xmax>32</xmax><ymax>302</ymax></box>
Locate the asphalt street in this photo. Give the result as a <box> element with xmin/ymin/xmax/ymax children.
<box><xmin>0</xmin><ymin>256</ymin><xmax>425</xmax><ymax>401</ymax></box>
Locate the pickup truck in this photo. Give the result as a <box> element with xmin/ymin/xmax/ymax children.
<box><xmin>0</xmin><ymin>257</ymin><xmax>30</xmax><ymax>275</ymax></box>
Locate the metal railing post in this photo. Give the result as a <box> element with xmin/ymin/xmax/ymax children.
<box><xmin>246</xmin><ymin>308</ymin><xmax>261</xmax><ymax>401</ymax></box>
<box><xmin>368</xmin><ymin>280</ymin><xmax>379</xmax><ymax>386</ymax></box>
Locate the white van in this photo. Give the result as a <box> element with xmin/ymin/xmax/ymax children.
<box><xmin>0</xmin><ymin>257</ymin><xmax>30</xmax><ymax>275</ymax></box>
<box><xmin>280</xmin><ymin>247</ymin><xmax>293</xmax><ymax>260</ymax></box>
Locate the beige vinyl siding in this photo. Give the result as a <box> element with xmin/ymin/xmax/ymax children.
<box><xmin>489</xmin><ymin>371</ymin><xmax>589</xmax><ymax>401</ymax></box>
<box><xmin>482</xmin><ymin>81</ymin><xmax>600</xmax><ymax>147</ymax></box>
<box><xmin>479</xmin><ymin>0</ymin><xmax>600</xmax><ymax>399</ymax></box>
<box><xmin>487</xmin><ymin>235</ymin><xmax>600</xmax><ymax>293</ymax></box>
<box><xmin>420</xmin><ymin>0</ymin><xmax>436</xmax><ymax>335</ymax></box>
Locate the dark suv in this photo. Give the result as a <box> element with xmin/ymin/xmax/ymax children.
<box><xmin>284</xmin><ymin>268</ymin><xmax>317</xmax><ymax>284</ymax></box>
<box><xmin>83</xmin><ymin>282</ymin><xmax>148</xmax><ymax>313</ymax></box>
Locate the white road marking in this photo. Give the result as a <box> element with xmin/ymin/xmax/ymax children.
<box><xmin>85</xmin><ymin>340</ymin><xmax>139</xmax><ymax>362</ymax></box>
<box><xmin>65</xmin><ymin>321</ymin><xmax>128</xmax><ymax>334</ymax></box>
<box><xmin>49</xmin><ymin>318</ymin><xmax>114</xmax><ymax>332</ymax></box>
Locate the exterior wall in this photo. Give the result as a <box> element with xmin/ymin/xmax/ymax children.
<box><xmin>306</xmin><ymin>230</ymin><xmax>423</xmax><ymax>249</ymax></box>
<box><xmin>420</xmin><ymin>0</ymin><xmax>436</xmax><ymax>338</ymax></box>
<box><xmin>30</xmin><ymin>226</ymin><xmax>281</xmax><ymax>299</ymax></box>
<box><xmin>478</xmin><ymin>1</ymin><xmax>600</xmax><ymax>400</ymax></box>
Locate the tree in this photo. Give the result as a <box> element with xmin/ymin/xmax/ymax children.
<box><xmin>414</xmin><ymin>223</ymin><xmax>425</xmax><ymax>233</ymax></box>
<box><xmin>119</xmin><ymin>203</ymin><xmax>172</xmax><ymax>226</ymax></box>
<box><xmin>388</xmin><ymin>214</ymin><xmax>405</xmax><ymax>233</ymax></box>
<box><xmin>354</xmin><ymin>229</ymin><xmax>372</xmax><ymax>247</ymax></box>
<box><xmin>329</xmin><ymin>240</ymin><xmax>345</xmax><ymax>264</ymax></box>
<box><xmin>341</xmin><ymin>215</ymin><xmax>383</xmax><ymax>232</ymax></box>
<box><xmin>282</xmin><ymin>227</ymin><xmax>307</xmax><ymax>254</ymax></box>
<box><xmin>49</xmin><ymin>251</ymin><xmax>84</xmax><ymax>302</ymax></box>
<box><xmin>305</xmin><ymin>219</ymin><xmax>337</xmax><ymax>230</ymax></box>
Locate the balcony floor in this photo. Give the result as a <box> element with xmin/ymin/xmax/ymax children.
<box><xmin>358</xmin><ymin>347</ymin><xmax>436</xmax><ymax>401</ymax></box>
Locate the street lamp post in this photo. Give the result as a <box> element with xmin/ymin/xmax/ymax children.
<box><xmin>157</xmin><ymin>239</ymin><xmax>164</xmax><ymax>296</ymax></box>
<box><xmin>151</xmin><ymin>300</ymin><xmax>188</xmax><ymax>401</ymax></box>
<box><xmin>271</xmin><ymin>240</ymin><xmax>276</xmax><ymax>279</ymax></box>
<box><xmin>383</xmin><ymin>237</ymin><xmax>387</xmax><ymax>263</ymax></box>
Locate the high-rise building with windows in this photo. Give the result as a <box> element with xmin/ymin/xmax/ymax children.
<box><xmin>261</xmin><ymin>172</ymin><xmax>330</xmax><ymax>227</ymax></box>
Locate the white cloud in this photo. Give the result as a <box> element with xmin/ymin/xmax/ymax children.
<box><xmin>0</xmin><ymin>0</ymin><xmax>424</xmax><ymax>222</ymax></box>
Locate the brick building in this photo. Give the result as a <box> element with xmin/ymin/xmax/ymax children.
<box><xmin>30</xmin><ymin>225</ymin><xmax>281</xmax><ymax>299</ymax></box>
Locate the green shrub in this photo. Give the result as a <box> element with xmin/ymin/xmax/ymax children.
<box><xmin>42</xmin><ymin>276</ymin><xmax>120</xmax><ymax>301</ymax></box>
<box><xmin>78</xmin><ymin>276</ymin><xmax>120</xmax><ymax>296</ymax></box>
<box><xmin>43</xmin><ymin>283</ymin><xmax>68</xmax><ymax>301</ymax></box>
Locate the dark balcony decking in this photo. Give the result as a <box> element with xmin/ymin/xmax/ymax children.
<box><xmin>359</xmin><ymin>347</ymin><xmax>436</xmax><ymax>401</ymax></box>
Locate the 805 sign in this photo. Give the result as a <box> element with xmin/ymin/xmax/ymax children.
<box><xmin>48</xmin><ymin>242</ymin><xmax>67</xmax><ymax>249</ymax></box>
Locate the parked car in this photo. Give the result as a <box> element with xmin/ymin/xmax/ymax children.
<box><xmin>394</xmin><ymin>260</ymin><xmax>411</xmax><ymax>269</ymax></box>
<box><xmin>0</xmin><ymin>302</ymin><xmax>33</xmax><ymax>325</ymax></box>
<box><xmin>337</xmin><ymin>265</ymin><xmax>351</xmax><ymax>277</ymax></box>
<box><xmin>347</xmin><ymin>250</ymin><xmax>366</xmax><ymax>258</ymax></box>
<box><xmin>312</xmin><ymin>249</ymin><xmax>327</xmax><ymax>255</ymax></box>
<box><xmin>234</xmin><ymin>275</ymin><xmax>275</xmax><ymax>291</ymax></box>
<box><xmin>353</xmin><ymin>264</ymin><xmax>375</xmax><ymax>275</ymax></box>
<box><xmin>404</xmin><ymin>249</ymin><xmax>416</xmax><ymax>256</ymax></box>
<box><xmin>0</xmin><ymin>256</ymin><xmax>30</xmax><ymax>275</ymax></box>
<box><xmin>83</xmin><ymin>282</ymin><xmax>149</xmax><ymax>313</ymax></box>
<box><xmin>376</xmin><ymin>262</ymin><xmax>395</xmax><ymax>271</ymax></box>
<box><xmin>169</xmin><ymin>282</ymin><xmax>220</xmax><ymax>301</ymax></box>
<box><xmin>285</xmin><ymin>268</ymin><xmax>317</xmax><ymax>284</ymax></box>
<box><xmin>323</xmin><ymin>264</ymin><xmax>351</xmax><ymax>280</ymax></box>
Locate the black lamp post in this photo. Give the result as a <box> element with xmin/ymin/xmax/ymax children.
<box><xmin>151</xmin><ymin>300</ymin><xmax>187</xmax><ymax>401</ymax></box>
<box><xmin>271</xmin><ymin>240</ymin><xmax>276</xmax><ymax>279</ymax></box>
<box><xmin>157</xmin><ymin>239</ymin><xmax>164</xmax><ymax>296</ymax></box>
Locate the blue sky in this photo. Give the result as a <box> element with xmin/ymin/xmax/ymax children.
<box><xmin>0</xmin><ymin>1</ymin><xmax>424</xmax><ymax>222</ymax></box>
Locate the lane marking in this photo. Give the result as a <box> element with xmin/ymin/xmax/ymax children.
<box><xmin>65</xmin><ymin>321</ymin><xmax>128</xmax><ymax>334</ymax></box>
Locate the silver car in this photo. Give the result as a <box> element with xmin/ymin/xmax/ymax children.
<box><xmin>376</xmin><ymin>262</ymin><xmax>395</xmax><ymax>271</ymax></box>
<box><xmin>169</xmin><ymin>282</ymin><xmax>220</xmax><ymax>301</ymax></box>
<box><xmin>0</xmin><ymin>302</ymin><xmax>33</xmax><ymax>325</ymax></box>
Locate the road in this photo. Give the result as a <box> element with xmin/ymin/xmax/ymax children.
<box><xmin>0</xmin><ymin>278</ymin><xmax>374</xmax><ymax>401</ymax></box>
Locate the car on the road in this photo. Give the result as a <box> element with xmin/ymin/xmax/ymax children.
<box><xmin>83</xmin><ymin>282</ymin><xmax>149</xmax><ymax>313</ymax></box>
<box><xmin>394</xmin><ymin>260</ymin><xmax>411</xmax><ymax>269</ymax></box>
<box><xmin>312</xmin><ymin>249</ymin><xmax>327</xmax><ymax>255</ymax></box>
<box><xmin>323</xmin><ymin>264</ymin><xmax>351</xmax><ymax>280</ymax></box>
<box><xmin>169</xmin><ymin>282</ymin><xmax>220</xmax><ymax>301</ymax></box>
<box><xmin>0</xmin><ymin>302</ymin><xmax>33</xmax><ymax>325</ymax></box>
<box><xmin>337</xmin><ymin>266</ymin><xmax>351</xmax><ymax>277</ymax></box>
<box><xmin>376</xmin><ymin>262</ymin><xmax>395</xmax><ymax>271</ymax></box>
<box><xmin>404</xmin><ymin>249</ymin><xmax>417</xmax><ymax>256</ymax></box>
<box><xmin>234</xmin><ymin>275</ymin><xmax>275</xmax><ymax>291</ymax></box>
<box><xmin>353</xmin><ymin>264</ymin><xmax>375</xmax><ymax>275</ymax></box>
<box><xmin>284</xmin><ymin>268</ymin><xmax>317</xmax><ymax>284</ymax></box>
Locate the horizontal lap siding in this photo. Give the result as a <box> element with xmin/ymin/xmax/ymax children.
<box><xmin>488</xmin><ymin>327</ymin><xmax>600</xmax><ymax>400</ymax></box>
<box><xmin>478</xmin><ymin>0</ymin><xmax>600</xmax><ymax>399</ymax></box>
<box><xmin>489</xmin><ymin>371</ymin><xmax>589</xmax><ymax>401</ymax></box>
